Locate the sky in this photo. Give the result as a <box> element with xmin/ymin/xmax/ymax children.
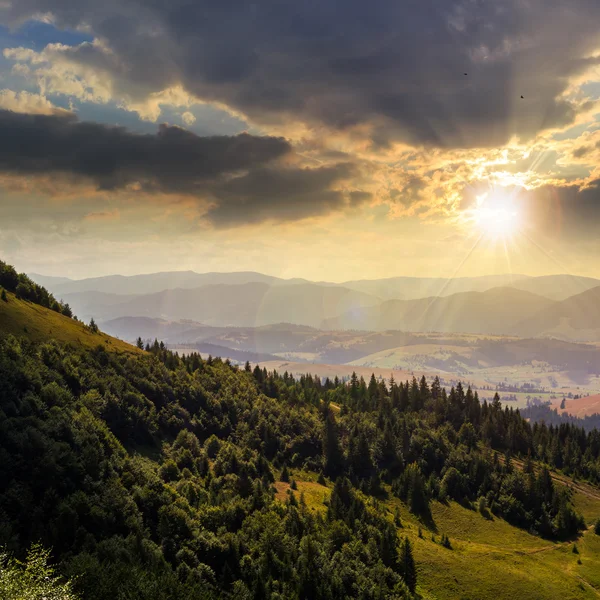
<box><xmin>1</xmin><ymin>1</ymin><xmax>600</xmax><ymax>281</ymax></box>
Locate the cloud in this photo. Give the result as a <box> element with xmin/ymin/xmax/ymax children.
<box><xmin>181</xmin><ymin>111</ymin><xmax>196</xmax><ymax>126</ymax></box>
<box><xmin>0</xmin><ymin>109</ymin><xmax>290</xmax><ymax>188</ymax></box>
<box><xmin>0</xmin><ymin>89</ymin><xmax>68</xmax><ymax>115</ymax></box>
<box><xmin>458</xmin><ymin>178</ymin><xmax>600</xmax><ymax>240</ymax></box>
<box><xmin>208</xmin><ymin>163</ymin><xmax>371</xmax><ymax>227</ymax></box>
<box><xmin>0</xmin><ymin>109</ymin><xmax>364</xmax><ymax>226</ymax></box>
<box><xmin>4</xmin><ymin>0</ymin><xmax>600</xmax><ymax>148</ymax></box>
<box><xmin>83</xmin><ymin>208</ymin><xmax>120</xmax><ymax>221</ymax></box>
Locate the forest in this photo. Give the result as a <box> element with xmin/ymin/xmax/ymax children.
<box><xmin>1</xmin><ymin>266</ymin><xmax>599</xmax><ymax>599</ymax></box>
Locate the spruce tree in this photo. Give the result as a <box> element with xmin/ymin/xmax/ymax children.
<box><xmin>136</xmin><ymin>336</ymin><xmax>144</xmax><ymax>349</ymax></box>
<box><xmin>399</xmin><ymin>537</ymin><xmax>417</xmax><ymax>593</ymax></box>
<box><xmin>323</xmin><ymin>408</ymin><xmax>344</xmax><ymax>477</ymax></box>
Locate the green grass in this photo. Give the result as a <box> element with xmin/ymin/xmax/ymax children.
<box><xmin>276</xmin><ymin>471</ymin><xmax>600</xmax><ymax>598</ymax></box>
<box><xmin>0</xmin><ymin>291</ymin><xmax>139</xmax><ymax>354</ymax></box>
<box><xmin>386</xmin><ymin>487</ymin><xmax>600</xmax><ymax>600</ymax></box>
<box><xmin>274</xmin><ymin>480</ymin><xmax>331</xmax><ymax>513</ymax></box>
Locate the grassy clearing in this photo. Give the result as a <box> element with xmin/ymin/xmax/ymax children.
<box><xmin>272</xmin><ymin>469</ymin><xmax>600</xmax><ymax>598</ymax></box>
<box><xmin>0</xmin><ymin>291</ymin><xmax>139</xmax><ymax>354</ymax></box>
<box><xmin>274</xmin><ymin>480</ymin><xmax>331</xmax><ymax>513</ymax></box>
<box><xmin>387</xmin><ymin>495</ymin><xmax>600</xmax><ymax>600</ymax></box>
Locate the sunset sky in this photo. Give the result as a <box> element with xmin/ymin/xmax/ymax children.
<box><xmin>1</xmin><ymin>0</ymin><xmax>600</xmax><ymax>281</ymax></box>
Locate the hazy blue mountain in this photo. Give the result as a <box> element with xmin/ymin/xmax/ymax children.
<box><xmin>323</xmin><ymin>287</ymin><xmax>554</xmax><ymax>335</ymax></box>
<box><xmin>33</xmin><ymin>270</ymin><xmax>309</xmax><ymax>296</ymax></box>
<box><xmin>337</xmin><ymin>273</ymin><xmax>532</xmax><ymax>300</ymax></box>
<box><xmin>66</xmin><ymin>282</ymin><xmax>381</xmax><ymax>328</ymax></box>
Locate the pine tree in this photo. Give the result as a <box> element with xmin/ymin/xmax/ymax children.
<box><xmin>89</xmin><ymin>317</ymin><xmax>98</xmax><ymax>333</ymax></box>
<box><xmin>136</xmin><ymin>336</ymin><xmax>144</xmax><ymax>349</ymax></box>
<box><xmin>280</xmin><ymin>464</ymin><xmax>290</xmax><ymax>482</ymax></box>
<box><xmin>323</xmin><ymin>408</ymin><xmax>344</xmax><ymax>477</ymax></box>
<box><xmin>399</xmin><ymin>537</ymin><xmax>417</xmax><ymax>593</ymax></box>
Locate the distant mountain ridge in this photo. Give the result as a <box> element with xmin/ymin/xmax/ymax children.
<box><xmin>62</xmin><ymin>282</ymin><xmax>381</xmax><ymax>328</ymax></box>
<box><xmin>323</xmin><ymin>286</ymin><xmax>554</xmax><ymax>335</ymax></box>
<box><xmin>32</xmin><ymin>269</ymin><xmax>600</xmax><ymax>302</ymax></box>
<box><xmin>28</xmin><ymin>270</ymin><xmax>600</xmax><ymax>341</ymax></box>
<box><xmin>34</xmin><ymin>270</ymin><xmax>311</xmax><ymax>296</ymax></box>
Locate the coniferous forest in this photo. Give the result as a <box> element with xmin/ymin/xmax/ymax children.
<box><xmin>1</xmin><ymin>265</ymin><xmax>600</xmax><ymax>599</ymax></box>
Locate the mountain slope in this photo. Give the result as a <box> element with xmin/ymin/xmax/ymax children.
<box><xmin>339</xmin><ymin>274</ymin><xmax>531</xmax><ymax>300</ymax></box>
<box><xmin>324</xmin><ymin>286</ymin><xmax>554</xmax><ymax>334</ymax></box>
<box><xmin>63</xmin><ymin>282</ymin><xmax>382</xmax><ymax>328</ymax></box>
<box><xmin>517</xmin><ymin>286</ymin><xmax>600</xmax><ymax>341</ymax></box>
<box><xmin>509</xmin><ymin>274</ymin><xmax>600</xmax><ymax>301</ymax></box>
<box><xmin>33</xmin><ymin>270</ymin><xmax>309</xmax><ymax>296</ymax></box>
<box><xmin>0</xmin><ymin>291</ymin><xmax>139</xmax><ymax>353</ymax></box>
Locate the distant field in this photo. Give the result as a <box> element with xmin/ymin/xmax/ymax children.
<box><xmin>552</xmin><ymin>394</ymin><xmax>600</xmax><ymax>417</ymax></box>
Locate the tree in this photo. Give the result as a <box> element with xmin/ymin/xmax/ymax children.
<box><xmin>323</xmin><ymin>407</ymin><xmax>344</xmax><ymax>478</ymax></box>
<box><xmin>89</xmin><ymin>318</ymin><xmax>99</xmax><ymax>333</ymax></box>
<box><xmin>0</xmin><ymin>288</ymin><xmax>6</xmax><ymax>302</ymax></box>
<box><xmin>136</xmin><ymin>337</ymin><xmax>144</xmax><ymax>349</ymax></box>
<box><xmin>399</xmin><ymin>537</ymin><xmax>417</xmax><ymax>593</ymax></box>
<box><xmin>0</xmin><ymin>543</ymin><xmax>80</xmax><ymax>599</ymax></box>
<box><xmin>61</xmin><ymin>302</ymin><xmax>73</xmax><ymax>318</ymax></box>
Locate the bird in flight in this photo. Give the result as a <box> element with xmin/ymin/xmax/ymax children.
<box><xmin>521</xmin><ymin>95</ymin><xmax>524</xmax><ymax>99</ymax></box>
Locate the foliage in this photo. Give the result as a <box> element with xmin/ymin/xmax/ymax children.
<box><xmin>0</xmin><ymin>259</ymin><xmax>73</xmax><ymax>318</ymax></box>
<box><xmin>1</xmin><ymin>287</ymin><xmax>597</xmax><ymax>599</ymax></box>
<box><xmin>0</xmin><ymin>543</ymin><xmax>79</xmax><ymax>600</ymax></box>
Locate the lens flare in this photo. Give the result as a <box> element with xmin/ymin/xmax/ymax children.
<box><xmin>470</xmin><ymin>191</ymin><xmax>521</xmax><ymax>240</ymax></box>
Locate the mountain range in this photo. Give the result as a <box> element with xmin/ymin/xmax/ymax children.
<box><xmin>30</xmin><ymin>270</ymin><xmax>600</xmax><ymax>342</ymax></box>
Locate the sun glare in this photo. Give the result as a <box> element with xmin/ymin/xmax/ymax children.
<box><xmin>470</xmin><ymin>191</ymin><xmax>521</xmax><ymax>240</ymax></box>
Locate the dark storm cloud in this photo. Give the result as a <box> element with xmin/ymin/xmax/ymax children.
<box><xmin>0</xmin><ymin>109</ymin><xmax>363</xmax><ymax>226</ymax></box>
<box><xmin>208</xmin><ymin>163</ymin><xmax>369</xmax><ymax>227</ymax></box>
<box><xmin>0</xmin><ymin>109</ymin><xmax>289</xmax><ymax>189</ymax></box>
<box><xmin>4</xmin><ymin>0</ymin><xmax>600</xmax><ymax>148</ymax></box>
<box><xmin>524</xmin><ymin>180</ymin><xmax>600</xmax><ymax>239</ymax></box>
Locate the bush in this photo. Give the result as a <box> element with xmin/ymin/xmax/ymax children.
<box><xmin>0</xmin><ymin>288</ymin><xmax>6</xmax><ymax>302</ymax></box>
<box><xmin>0</xmin><ymin>543</ymin><xmax>80</xmax><ymax>599</ymax></box>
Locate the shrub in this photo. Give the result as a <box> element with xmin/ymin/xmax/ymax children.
<box><xmin>0</xmin><ymin>543</ymin><xmax>79</xmax><ymax>599</ymax></box>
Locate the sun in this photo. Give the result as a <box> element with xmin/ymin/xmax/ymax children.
<box><xmin>470</xmin><ymin>191</ymin><xmax>521</xmax><ymax>240</ymax></box>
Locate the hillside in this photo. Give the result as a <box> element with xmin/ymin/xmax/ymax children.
<box><xmin>2</xmin><ymin>321</ymin><xmax>600</xmax><ymax>599</ymax></box>
<box><xmin>517</xmin><ymin>286</ymin><xmax>600</xmax><ymax>341</ymax></box>
<box><xmin>63</xmin><ymin>282</ymin><xmax>381</xmax><ymax>328</ymax></box>
<box><xmin>552</xmin><ymin>394</ymin><xmax>600</xmax><ymax>418</ymax></box>
<box><xmin>509</xmin><ymin>275</ymin><xmax>600</xmax><ymax>302</ymax></box>
<box><xmin>340</xmin><ymin>273</ymin><xmax>532</xmax><ymax>300</ymax></box>
<box><xmin>4</xmin><ymin>258</ymin><xmax>600</xmax><ymax>600</ymax></box>
<box><xmin>324</xmin><ymin>287</ymin><xmax>554</xmax><ymax>334</ymax></box>
<box><xmin>0</xmin><ymin>290</ymin><xmax>138</xmax><ymax>353</ymax></box>
<box><xmin>33</xmin><ymin>270</ymin><xmax>309</xmax><ymax>296</ymax></box>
